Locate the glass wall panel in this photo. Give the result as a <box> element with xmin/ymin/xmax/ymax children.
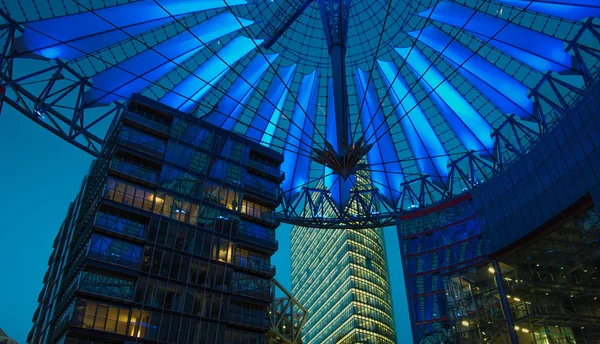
<box><xmin>87</xmin><ymin>233</ymin><xmax>142</xmax><ymax>269</ymax></box>
<box><xmin>103</xmin><ymin>177</ymin><xmax>155</xmax><ymax>211</ymax></box>
<box><xmin>78</xmin><ymin>270</ymin><xmax>136</xmax><ymax>300</ymax></box>
<box><xmin>94</xmin><ymin>209</ymin><xmax>146</xmax><ymax>238</ymax></box>
<box><xmin>119</xmin><ymin>126</ymin><xmax>166</xmax><ymax>157</ymax></box>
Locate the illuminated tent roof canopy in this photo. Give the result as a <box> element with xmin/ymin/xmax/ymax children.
<box><xmin>2</xmin><ymin>0</ymin><xmax>600</xmax><ymax>228</ymax></box>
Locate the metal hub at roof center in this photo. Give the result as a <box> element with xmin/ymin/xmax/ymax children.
<box><xmin>1</xmin><ymin>0</ymin><xmax>600</xmax><ymax>228</ymax></box>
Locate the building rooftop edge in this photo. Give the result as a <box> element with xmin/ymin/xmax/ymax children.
<box><xmin>129</xmin><ymin>93</ymin><xmax>285</xmax><ymax>163</ymax></box>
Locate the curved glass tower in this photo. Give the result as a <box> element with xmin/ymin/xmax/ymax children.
<box><xmin>291</xmin><ymin>226</ymin><xmax>396</xmax><ymax>343</ymax></box>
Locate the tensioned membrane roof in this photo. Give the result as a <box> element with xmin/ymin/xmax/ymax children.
<box><xmin>4</xmin><ymin>0</ymin><xmax>600</xmax><ymax>226</ymax></box>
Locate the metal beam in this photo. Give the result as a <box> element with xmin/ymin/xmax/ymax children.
<box><xmin>318</xmin><ymin>0</ymin><xmax>352</xmax><ymax>153</ymax></box>
<box><xmin>261</xmin><ymin>0</ymin><xmax>314</xmax><ymax>50</ymax></box>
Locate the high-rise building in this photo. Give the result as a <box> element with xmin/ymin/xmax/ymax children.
<box><xmin>290</xmin><ymin>225</ymin><xmax>397</xmax><ymax>343</ymax></box>
<box><xmin>28</xmin><ymin>95</ymin><xmax>285</xmax><ymax>344</ymax></box>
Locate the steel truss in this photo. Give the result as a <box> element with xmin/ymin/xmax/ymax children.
<box><xmin>1</xmin><ymin>10</ymin><xmax>600</xmax><ymax>229</ymax></box>
<box><xmin>267</xmin><ymin>279</ymin><xmax>307</xmax><ymax>344</ymax></box>
<box><xmin>280</xmin><ymin>187</ymin><xmax>398</xmax><ymax>229</ymax></box>
<box><xmin>278</xmin><ymin>18</ymin><xmax>600</xmax><ymax>229</ymax></box>
<box><xmin>0</xmin><ymin>10</ymin><xmax>122</xmax><ymax>156</ymax></box>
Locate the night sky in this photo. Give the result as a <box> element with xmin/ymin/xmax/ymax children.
<box><xmin>0</xmin><ymin>105</ymin><xmax>411</xmax><ymax>344</ymax></box>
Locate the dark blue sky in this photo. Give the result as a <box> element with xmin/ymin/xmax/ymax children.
<box><xmin>0</xmin><ymin>105</ymin><xmax>411</xmax><ymax>344</ymax></box>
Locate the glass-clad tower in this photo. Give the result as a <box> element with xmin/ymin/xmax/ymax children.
<box><xmin>290</xmin><ymin>226</ymin><xmax>396</xmax><ymax>343</ymax></box>
<box><xmin>28</xmin><ymin>95</ymin><xmax>284</xmax><ymax>344</ymax></box>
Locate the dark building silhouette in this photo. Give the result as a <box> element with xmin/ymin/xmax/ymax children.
<box><xmin>0</xmin><ymin>329</ymin><xmax>19</xmax><ymax>344</ymax></box>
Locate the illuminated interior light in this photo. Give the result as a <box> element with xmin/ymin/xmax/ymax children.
<box><xmin>513</xmin><ymin>297</ymin><xmax>521</xmax><ymax>302</ymax></box>
<box><xmin>461</xmin><ymin>321</ymin><xmax>469</xmax><ymax>326</ymax></box>
<box><xmin>522</xmin><ymin>328</ymin><xmax>529</xmax><ymax>333</ymax></box>
<box><xmin>514</xmin><ymin>326</ymin><xmax>520</xmax><ymax>330</ymax></box>
<box><xmin>488</xmin><ymin>267</ymin><xmax>495</xmax><ymax>273</ymax></box>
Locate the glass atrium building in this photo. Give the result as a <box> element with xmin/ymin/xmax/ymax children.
<box><xmin>28</xmin><ymin>95</ymin><xmax>284</xmax><ymax>344</ymax></box>
<box><xmin>398</xmin><ymin>81</ymin><xmax>600</xmax><ymax>343</ymax></box>
<box><xmin>291</xmin><ymin>226</ymin><xmax>396</xmax><ymax>343</ymax></box>
<box><xmin>2</xmin><ymin>0</ymin><xmax>600</xmax><ymax>343</ymax></box>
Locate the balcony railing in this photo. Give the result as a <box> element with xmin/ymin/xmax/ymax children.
<box><xmin>227</xmin><ymin>311</ymin><xmax>269</xmax><ymax>329</ymax></box>
<box><xmin>118</xmin><ymin>133</ymin><xmax>165</xmax><ymax>158</ymax></box>
<box><xmin>237</xmin><ymin>223</ymin><xmax>277</xmax><ymax>250</ymax></box>
<box><xmin>241</xmin><ymin>206</ymin><xmax>278</xmax><ymax>225</ymax></box>
<box><xmin>245</xmin><ymin>182</ymin><xmax>281</xmax><ymax>200</ymax></box>
<box><xmin>260</xmin><ymin>211</ymin><xmax>278</xmax><ymax>225</ymax></box>
<box><xmin>247</xmin><ymin>160</ymin><xmax>284</xmax><ymax>179</ymax></box>
<box><xmin>109</xmin><ymin>159</ymin><xmax>158</xmax><ymax>184</ymax></box>
<box><xmin>237</xmin><ymin>230</ymin><xmax>278</xmax><ymax>250</ymax></box>
<box><xmin>87</xmin><ymin>247</ymin><xmax>142</xmax><ymax>270</ymax></box>
<box><xmin>94</xmin><ymin>212</ymin><xmax>146</xmax><ymax>239</ymax></box>
<box><xmin>78</xmin><ymin>274</ymin><xmax>136</xmax><ymax>301</ymax></box>
<box><xmin>233</xmin><ymin>255</ymin><xmax>276</xmax><ymax>275</ymax></box>
<box><xmin>124</xmin><ymin>111</ymin><xmax>170</xmax><ymax>134</ymax></box>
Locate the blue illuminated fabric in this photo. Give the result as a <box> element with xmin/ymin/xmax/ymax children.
<box><xmin>409</xmin><ymin>26</ymin><xmax>534</xmax><ymax>120</ymax></box>
<box><xmin>205</xmin><ymin>53</ymin><xmax>279</xmax><ymax>130</ymax></box>
<box><xmin>355</xmin><ymin>68</ymin><xmax>404</xmax><ymax>205</ymax></box>
<box><xmin>13</xmin><ymin>0</ymin><xmax>600</xmax><ymax>211</ymax></box>
<box><xmin>419</xmin><ymin>2</ymin><xmax>575</xmax><ymax>73</ymax></box>
<box><xmin>493</xmin><ymin>0</ymin><xmax>600</xmax><ymax>21</ymax></box>
<box><xmin>15</xmin><ymin>0</ymin><xmax>247</xmax><ymax>60</ymax></box>
<box><xmin>245</xmin><ymin>65</ymin><xmax>296</xmax><ymax>145</ymax></box>
<box><xmin>378</xmin><ymin>60</ymin><xmax>449</xmax><ymax>184</ymax></box>
<box><xmin>281</xmin><ymin>70</ymin><xmax>319</xmax><ymax>203</ymax></box>
<box><xmin>396</xmin><ymin>47</ymin><xmax>494</xmax><ymax>155</ymax></box>
<box><xmin>85</xmin><ymin>13</ymin><xmax>253</xmax><ymax>105</ymax></box>
<box><xmin>160</xmin><ymin>36</ymin><xmax>262</xmax><ymax>113</ymax></box>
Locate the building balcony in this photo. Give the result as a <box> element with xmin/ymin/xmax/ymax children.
<box><xmin>233</xmin><ymin>255</ymin><xmax>276</xmax><ymax>276</ymax></box>
<box><xmin>237</xmin><ymin>227</ymin><xmax>278</xmax><ymax>251</ymax></box>
<box><xmin>117</xmin><ymin>132</ymin><xmax>166</xmax><ymax>158</ymax></box>
<box><xmin>94</xmin><ymin>212</ymin><xmax>146</xmax><ymax>240</ymax></box>
<box><xmin>86</xmin><ymin>247</ymin><xmax>142</xmax><ymax>271</ymax></box>
<box><xmin>77</xmin><ymin>273</ymin><xmax>136</xmax><ymax>301</ymax></box>
<box><xmin>43</xmin><ymin>269</ymin><xmax>50</xmax><ymax>284</ymax></box>
<box><xmin>244</xmin><ymin>181</ymin><xmax>281</xmax><ymax>201</ymax></box>
<box><xmin>240</xmin><ymin>207</ymin><xmax>279</xmax><ymax>226</ymax></box>
<box><xmin>227</xmin><ymin>311</ymin><xmax>269</xmax><ymax>329</ymax></box>
<box><xmin>247</xmin><ymin>159</ymin><xmax>285</xmax><ymax>181</ymax></box>
<box><xmin>124</xmin><ymin>110</ymin><xmax>170</xmax><ymax>135</ymax></box>
<box><xmin>109</xmin><ymin>158</ymin><xmax>158</xmax><ymax>184</ymax></box>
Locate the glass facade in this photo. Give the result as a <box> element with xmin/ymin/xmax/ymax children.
<box><xmin>290</xmin><ymin>226</ymin><xmax>397</xmax><ymax>343</ymax></box>
<box><xmin>398</xmin><ymin>196</ymin><xmax>600</xmax><ymax>344</ymax></box>
<box><xmin>28</xmin><ymin>95</ymin><xmax>284</xmax><ymax>344</ymax></box>
<box><xmin>447</xmin><ymin>200</ymin><xmax>600</xmax><ymax>344</ymax></box>
<box><xmin>397</xmin><ymin>77</ymin><xmax>600</xmax><ymax>344</ymax></box>
<box><xmin>399</xmin><ymin>197</ymin><xmax>600</xmax><ymax>344</ymax></box>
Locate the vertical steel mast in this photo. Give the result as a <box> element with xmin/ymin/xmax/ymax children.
<box><xmin>318</xmin><ymin>0</ymin><xmax>352</xmax><ymax>154</ymax></box>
